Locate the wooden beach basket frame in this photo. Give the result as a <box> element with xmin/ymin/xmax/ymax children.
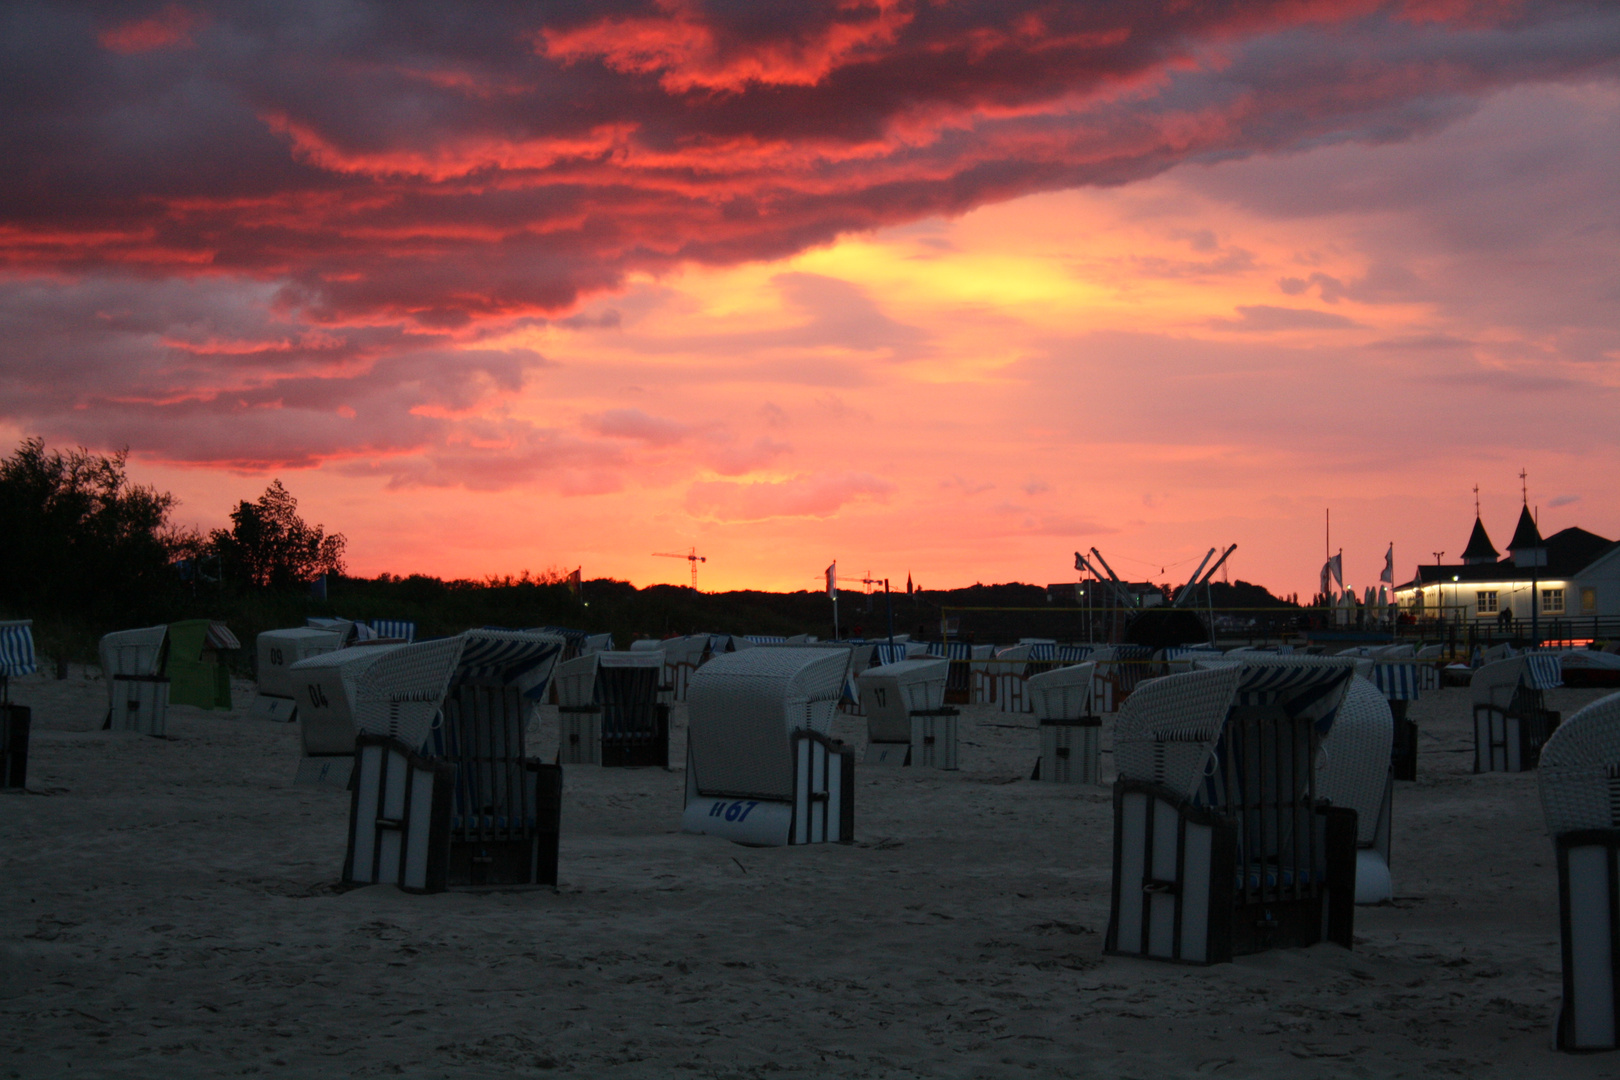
<box><xmin>98</xmin><ymin>625</ymin><xmax>170</xmax><ymax>734</ymax></box>
<box><xmin>857</xmin><ymin>657</ymin><xmax>954</xmax><ymax>767</ymax></box>
<box><xmin>1539</xmin><ymin>691</ymin><xmax>1620</xmax><ymax>1050</ymax></box>
<box><xmin>683</xmin><ymin>646</ymin><xmax>856</xmax><ymax>846</ymax></box>
<box><xmin>1106</xmin><ymin>659</ymin><xmax>1360</xmax><ymax>965</ymax></box>
<box><xmin>344</xmin><ymin>732</ymin><xmax>455</xmax><ymax>894</ymax></box>
<box><xmin>554</xmin><ymin>650</ymin><xmax>670</xmax><ymax>768</ymax></box>
<box><xmin>1</xmin><ymin>621</ymin><xmax>36</xmax><ymax>790</ymax></box>
<box><xmin>345</xmin><ymin>630</ymin><xmax>568</xmax><ymax>889</ymax></box>
<box><xmin>1473</xmin><ymin>654</ymin><xmax>1563</xmax><ymax>773</ymax></box>
<box><xmin>1029</xmin><ymin>662</ymin><xmax>1100</xmax><ymax>785</ymax></box>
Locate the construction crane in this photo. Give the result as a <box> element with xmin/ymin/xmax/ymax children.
<box><xmin>653</xmin><ymin>547</ymin><xmax>707</xmax><ymax>590</ymax></box>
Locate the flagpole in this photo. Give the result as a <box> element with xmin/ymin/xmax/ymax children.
<box><xmin>828</xmin><ymin>560</ymin><xmax>839</xmax><ymax>640</ymax></box>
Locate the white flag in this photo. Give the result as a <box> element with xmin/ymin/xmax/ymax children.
<box><xmin>825</xmin><ymin>561</ymin><xmax>836</xmax><ymax>600</ymax></box>
<box><xmin>1321</xmin><ymin>553</ymin><xmax>1343</xmax><ymax>596</ymax></box>
<box><xmin>1379</xmin><ymin>544</ymin><xmax>1394</xmax><ymax>584</ymax></box>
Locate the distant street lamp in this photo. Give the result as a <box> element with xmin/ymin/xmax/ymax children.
<box><xmin>1431</xmin><ymin>551</ymin><xmax>1444</xmax><ymax>628</ymax></box>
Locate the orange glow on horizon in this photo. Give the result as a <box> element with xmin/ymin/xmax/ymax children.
<box><xmin>5</xmin><ymin>7</ymin><xmax>1614</xmax><ymax>606</ymax></box>
<box><xmin>61</xmin><ymin>87</ymin><xmax>1616</xmax><ymax>601</ymax></box>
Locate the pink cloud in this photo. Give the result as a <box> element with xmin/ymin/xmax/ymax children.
<box><xmin>703</xmin><ymin>436</ymin><xmax>793</xmax><ymax>477</ymax></box>
<box><xmin>686</xmin><ymin>472</ymin><xmax>895</xmax><ymax>521</ymax></box>
<box><xmin>97</xmin><ymin>5</ymin><xmax>204</xmax><ymax>55</ymax></box>
<box><xmin>586</xmin><ymin>408</ymin><xmax>699</xmax><ymax>447</ymax></box>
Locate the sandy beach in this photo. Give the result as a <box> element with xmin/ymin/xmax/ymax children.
<box><xmin>2</xmin><ymin>669</ymin><xmax>1617</xmax><ymax>1078</ymax></box>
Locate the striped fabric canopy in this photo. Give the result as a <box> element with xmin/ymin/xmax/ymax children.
<box><xmin>873</xmin><ymin>642</ymin><xmax>907</xmax><ymax>665</ymax></box>
<box><xmin>1525</xmin><ymin>653</ymin><xmax>1563</xmax><ymax>690</ymax></box>
<box><xmin>1370</xmin><ymin>661</ymin><xmax>1421</xmax><ymax>701</ymax></box>
<box><xmin>0</xmin><ymin>620</ymin><xmax>36</xmax><ymax>679</ymax></box>
<box><xmin>1235</xmin><ymin>659</ymin><xmax>1353</xmax><ymax>694</ymax></box>
<box><xmin>745</xmin><ymin>635</ymin><xmax>786</xmax><ymax>645</ymax></box>
<box><xmin>529</xmin><ymin>625</ymin><xmax>590</xmax><ymax>650</ymax></box>
<box><xmin>1057</xmin><ymin>644</ymin><xmax>1094</xmax><ymax>664</ymax></box>
<box><xmin>1116</xmin><ymin>657</ymin><xmax>1356</xmax><ymax>801</ymax></box>
<box><xmin>1231</xmin><ymin>656</ymin><xmax>1357</xmax><ymax>734</ymax></box>
<box><xmin>455</xmin><ymin>630</ymin><xmax>567</xmax><ymax>700</ymax></box>
<box><xmin>369</xmin><ymin>619</ymin><xmax>416</xmax><ymax>642</ymax></box>
<box><xmin>204</xmin><ymin>622</ymin><xmax>240</xmax><ymax>650</ymax></box>
<box><xmin>1028</xmin><ymin>642</ymin><xmax>1057</xmax><ymax>662</ymax></box>
<box><xmin>1106</xmin><ymin>644</ymin><xmax>1158</xmax><ymax>694</ymax></box>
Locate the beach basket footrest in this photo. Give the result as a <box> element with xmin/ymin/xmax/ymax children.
<box><xmin>1555</xmin><ymin>829</ymin><xmax>1620</xmax><ymax>1051</ymax></box>
<box><xmin>1106</xmin><ymin>779</ymin><xmax>1356</xmax><ymax>965</ymax></box>
<box><xmin>1475</xmin><ymin>704</ymin><xmax>1561</xmax><ymax>773</ymax></box>
<box><xmin>344</xmin><ymin>733</ymin><xmax>454</xmax><ymax>894</ymax></box>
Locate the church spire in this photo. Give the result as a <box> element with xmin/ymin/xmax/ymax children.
<box><xmin>1507</xmin><ymin>472</ymin><xmax>1546</xmax><ymax>567</ymax></box>
<box><xmin>1461</xmin><ymin>510</ymin><xmax>1498</xmax><ymax>565</ymax></box>
<box><xmin>1508</xmin><ymin>503</ymin><xmax>1542</xmax><ymax>553</ymax></box>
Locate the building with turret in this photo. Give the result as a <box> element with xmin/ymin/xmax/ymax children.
<box><xmin>1395</xmin><ymin>503</ymin><xmax>1619</xmax><ymax>623</ymax></box>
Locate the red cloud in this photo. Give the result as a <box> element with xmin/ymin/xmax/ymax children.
<box><xmin>6</xmin><ymin>1</ymin><xmax>1603</xmax><ymax>331</ymax></box>
<box><xmin>540</xmin><ymin>0</ymin><xmax>915</xmax><ymax>94</ymax></box>
<box><xmin>97</xmin><ymin>5</ymin><xmax>204</xmax><ymax>54</ymax></box>
<box><xmin>1</xmin><ymin>1</ymin><xmax>1612</xmax><ymax>480</ymax></box>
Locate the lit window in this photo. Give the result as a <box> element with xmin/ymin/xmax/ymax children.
<box><xmin>1475</xmin><ymin>591</ymin><xmax>1498</xmax><ymax>615</ymax></box>
<box><xmin>1583</xmin><ymin>587</ymin><xmax>1598</xmax><ymax>615</ymax></box>
<box><xmin>1542</xmin><ymin>589</ymin><xmax>1565</xmax><ymax>614</ymax></box>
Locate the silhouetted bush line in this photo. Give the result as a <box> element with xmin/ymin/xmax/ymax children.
<box><xmin>0</xmin><ymin>440</ymin><xmax>1300</xmax><ymax>670</ymax></box>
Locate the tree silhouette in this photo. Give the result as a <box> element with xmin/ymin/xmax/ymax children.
<box><xmin>0</xmin><ymin>438</ymin><xmax>178</xmax><ymax>622</ymax></box>
<box><xmin>211</xmin><ymin>480</ymin><xmax>346</xmax><ymax>589</ymax></box>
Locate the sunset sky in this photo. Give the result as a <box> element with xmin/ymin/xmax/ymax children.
<box><xmin>3</xmin><ymin>1</ymin><xmax>1617</xmax><ymax>595</ymax></box>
